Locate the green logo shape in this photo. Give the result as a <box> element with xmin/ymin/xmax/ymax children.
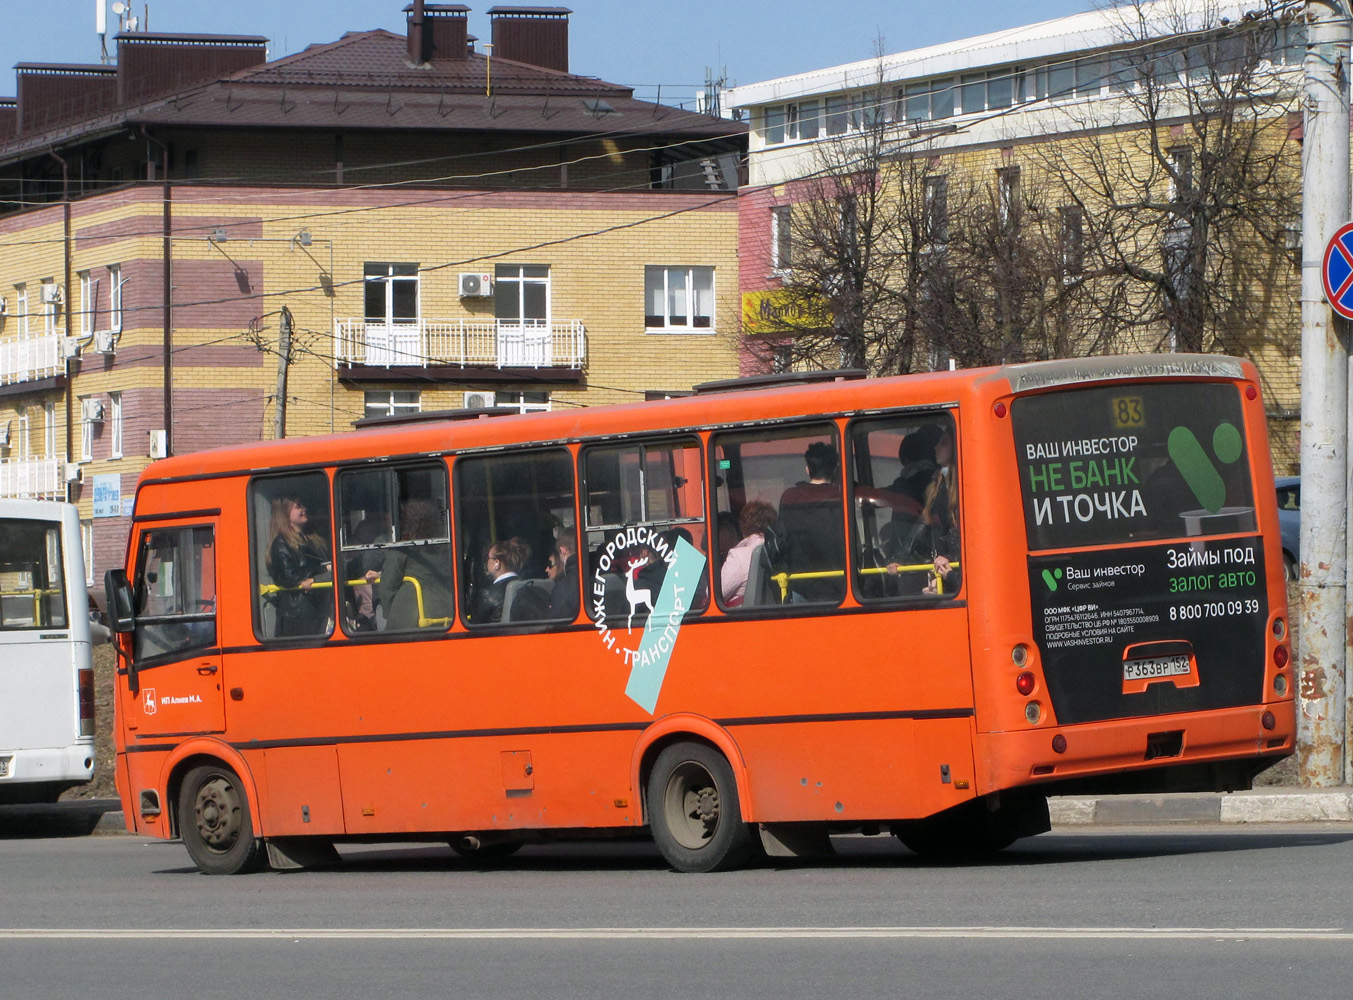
<box><xmin>1042</xmin><ymin>567</ymin><xmax>1062</xmax><ymax>591</ymax></box>
<box><xmin>1169</xmin><ymin>425</ymin><xmax>1227</xmax><ymax>513</ymax></box>
<box><xmin>1213</xmin><ymin>422</ymin><xmax>1243</xmax><ymax>466</ymax></box>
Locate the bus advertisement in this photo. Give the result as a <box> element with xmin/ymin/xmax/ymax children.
<box><xmin>0</xmin><ymin>499</ymin><xmax>96</xmax><ymax>804</ymax></box>
<box><xmin>105</xmin><ymin>354</ymin><xmax>1293</xmax><ymax>873</ymax></box>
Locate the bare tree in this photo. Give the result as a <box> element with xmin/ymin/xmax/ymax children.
<box><xmin>1030</xmin><ymin>0</ymin><xmax>1301</xmax><ymax>354</ymax></box>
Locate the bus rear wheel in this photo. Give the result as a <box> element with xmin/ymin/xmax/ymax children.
<box><xmin>647</xmin><ymin>742</ymin><xmax>755</xmax><ymax>873</ymax></box>
<box><xmin>178</xmin><ymin>764</ymin><xmax>264</xmax><ymax>875</ymax></box>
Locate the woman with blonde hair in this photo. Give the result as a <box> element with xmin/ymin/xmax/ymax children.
<box><xmin>266</xmin><ymin>495</ymin><xmax>331</xmax><ymax>636</ymax></box>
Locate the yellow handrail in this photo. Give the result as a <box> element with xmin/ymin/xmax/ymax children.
<box><xmin>259</xmin><ymin>575</ymin><xmax>449</xmax><ymax>629</ymax></box>
<box><xmin>770</xmin><ymin>561</ymin><xmax>960</xmax><ymax>600</ymax></box>
<box><xmin>0</xmin><ymin>587</ymin><xmax>62</xmax><ymax>626</ymax></box>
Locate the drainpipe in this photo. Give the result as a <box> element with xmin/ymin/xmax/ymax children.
<box><xmin>48</xmin><ymin>149</ymin><xmax>73</xmax><ymax>498</ymax></box>
<box><xmin>140</xmin><ymin>127</ymin><xmax>173</xmax><ymax>457</ymax></box>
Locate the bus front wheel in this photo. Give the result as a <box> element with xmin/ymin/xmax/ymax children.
<box><xmin>647</xmin><ymin>742</ymin><xmax>755</xmax><ymax>873</ymax></box>
<box><xmin>178</xmin><ymin>763</ymin><xmax>265</xmax><ymax>875</ymax></box>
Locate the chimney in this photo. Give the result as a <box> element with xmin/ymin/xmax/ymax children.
<box><xmin>488</xmin><ymin>6</ymin><xmax>571</xmax><ymax>73</ymax></box>
<box><xmin>0</xmin><ymin>99</ymin><xmax>16</xmax><ymax>141</ymax></box>
<box><xmin>116</xmin><ymin>33</ymin><xmax>268</xmax><ymax>105</ymax></box>
<box><xmin>405</xmin><ymin>3</ymin><xmax>470</xmax><ymax>63</ymax></box>
<box><xmin>15</xmin><ymin>64</ymin><xmax>117</xmax><ymax>136</ymax></box>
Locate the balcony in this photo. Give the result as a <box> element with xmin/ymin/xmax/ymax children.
<box><xmin>0</xmin><ymin>456</ymin><xmax>64</xmax><ymax>500</ymax></box>
<box><xmin>0</xmin><ymin>332</ymin><xmax>64</xmax><ymax>386</ymax></box>
<box><xmin>333</xmin><ymin>319</ymin><xmax>586</xmax><ymax>371</ymax></box>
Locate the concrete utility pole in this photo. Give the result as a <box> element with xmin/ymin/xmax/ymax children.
<box><xmin>1298</xmin><ymin>1</ymin><xmax>1352</xmax><ymax>786</ymax></box>
<box><xmin>273</xmin><ymin>306</ymin><xmax>293</xmax><ymax>440</ymax></box>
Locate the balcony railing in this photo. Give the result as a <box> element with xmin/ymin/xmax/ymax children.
<box><xmin>333</xmin><ymin>319</ymin><xmax>586</xmax><ymax>370</ymax></box>
<box><xmin>0</xmin><ymin>456</ymin><xmax>64</xmax><ymax>500</ymax></box>
<box><xmin>0</xmin><ymin>332</ymin><xmax>64</xmax><ymax>385</ymax></box>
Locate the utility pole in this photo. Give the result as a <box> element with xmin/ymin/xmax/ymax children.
<box><xmin>1298</xmin><ymin>1</ymin><xmax>1352</xmax><ymax>786</ymax></box>
<box><xmin>273</xmin><ymin>306</ymin><xmax>293</xmax><ymax>440</ymax></box>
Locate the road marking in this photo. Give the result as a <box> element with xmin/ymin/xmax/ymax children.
<box><xmin>2</xmin><ymin>927</ymin><xmax>1352</xmax><ymax>941</ymax></box>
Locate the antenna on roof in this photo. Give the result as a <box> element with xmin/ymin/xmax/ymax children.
<box><xmin>97</xmin><ymin>1</ymin><xmax>110</xmax><ymax>64</ymax></box>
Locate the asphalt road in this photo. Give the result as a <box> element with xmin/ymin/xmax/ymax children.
<box><xmin>2</xmin><ymin>823</ymin><xmax>1352</xmax><ymax>998</ymax></box>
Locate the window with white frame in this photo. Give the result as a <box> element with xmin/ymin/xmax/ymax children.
<box><xmin>40</xmin><ymin>280</ymin><xmax>58</xmax><ymax>334</ymax></box>
<box><xmin>78</xmin><ymin>270</ymin><xmax>93</xmax><ymax>336</ymax></box>
<box><xmin>1060</xmin><ymin>206</ymin><xmax>1085</xmax><ymax>279</ymax></box>
<box><xmin>923</xmin><ymin>176</ymin><xmax>949</xmax><ymax>244</ymax></box>
<box><xmin>108</xmin><ymin>264</ymin><xmax>122</xmax><ymax>331</ymax></box>
<box><xmin>998</xmin><ymin>166</ymin><xmax>1022</xmax><ymax>227</ymax></box>
<box><xmin>771</xmin><ymin>205</ymin><xmax>792</xmax><ymax>272</ymax></box>
<box><xmin>363</xmin><ymin>263</ymin><xmax>420</xmax><ymax>326</ymax></box>
<box><xmin>79</xmin><ymin>398</ymin><xmax>93</xmax><ymax>462</ymax></box>
<box><xmin>494</xmin><ymin>264</ymin><xmax>551</xmax><ymax>326</ymax></box>
<box><xmin>363</xmin><ymin>390</ymin><xmax>421</xmax><ymax>420</ymax></box>
<box><xmin>1168</xmin><ymin>146</ymin><xmax>1193</xmax><ymax>204</ymax></box>
<box><xmin>109</xmin><ymin>392</ymin><xmax>123</xmax><ymax>459</ymax></box>
<box><xmin>958</xmin><ymin>67</ymin><xmax>1019</xmax><ymax>115</ymax></box>
<box><xmin>645</xmin><ymin>267</ymin><xmax>714</xmax><ymax>332</ymax></box>
<box><xmin>17</xmin><ymin>406</ymin><xmax>30</xmax><ymax>460</ymax></box>
<box><xmin>902</xmin><ymin>77</ymin><xmax>956</xmax><ymax>123</ymax></box>
<box><xmin>14</xmin><ymin>284</ymin><xmax>28</xmax><ymax>337</ymax></box>
<box><xmin>44</xmin><ymin>401</ymin><xmax>56</xmax><ymax>456</ymax></box>
<box><xmin>825</xmin><ymin>95</ymin><xmax>848</xmax><ymax>135</ymax></box>
<box><xmin>81</xmin><ymin>520</ymin><xmax>95</xmax><ymax>587</ymax></box>
<box><xmin>495</xmin><ymin>391</ymin><xmax>551</xmax><ymax>413</ymax></box>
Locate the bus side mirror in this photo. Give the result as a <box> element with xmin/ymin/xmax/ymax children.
<box><xmin>104</xmin><ymin>569</ymin><xmax>135</xmax><ymax>634</ymax></box>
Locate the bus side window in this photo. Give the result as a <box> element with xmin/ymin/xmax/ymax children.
<box><xmin>849</xmin><ymin>413</ymin><xmax>960</xmax><ymax>600</ymax></box>
<box><xmin>132</xmin><ymin>526</ymin><xmax>216</xmax><ymax>660</ymax></box>
<box><xmin>336</xmin><ymin>463</ymin><xmax>453</xmax><ymax>634</ymax></box>
<box><xmin>454</xmin><ymin>448</ymin><xmax>577</xmax><ymax>626</ymax></box>
<box><xmin>249</xmin><ymin>473</ymin><xmax>335</xmax><ymax>641</ymax></box>
<box><xmin>711</xmin><ymin>424</ymin><xmax>844</xmax><ymax>608</ymax></box>
<box><xmin>0</xmin><ymin>520</ymin><xmax>68</xmax><ymax>629</ymax></box>
<box><xmin>580</xmin><ymin>438</ymin><xmax>709</xmax><ymax>626</ymax></box>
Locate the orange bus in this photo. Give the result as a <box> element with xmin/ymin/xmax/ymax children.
<box><xmin>105</xmin><ymin>354</ymin><xmax>1294</xmax><ymax>874</ymax></box>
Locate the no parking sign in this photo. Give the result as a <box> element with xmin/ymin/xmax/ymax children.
<box><xmin>1322</xmin><ymin>222</ymin><xmax>1353</xmax><ymax>320</ymax></box>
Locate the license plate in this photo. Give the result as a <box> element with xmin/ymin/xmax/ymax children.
<box><xmin>1123</xmin><ymin>654</ymin><xmax>1191</xmax><ymax>682</ymax></box>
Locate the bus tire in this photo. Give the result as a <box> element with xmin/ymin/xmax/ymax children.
<box><xmin>647</xmin><ymin>741</ymin><xmax>755</xmax><ymax>873</ymax></box>
<box><xmin>178</xmin><ymin>763</ymin><xmax>265</xmax><ymax>875</ymax></box>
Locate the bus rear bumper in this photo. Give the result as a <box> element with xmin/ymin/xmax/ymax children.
<box><xmin>975</xmin><ymin>701</ymin><xmax>1296</xmax><ymax>794</ymax></box>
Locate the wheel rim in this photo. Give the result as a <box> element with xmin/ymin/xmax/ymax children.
<box><xmin>663</xmin><ymin>760</ymin><xmax>720</xmax><ymax>850</ymax></box>
<box><xmin>193</xmin><ymin>775</ymin><xmax>243</xmax><ymax>854</ymax></box>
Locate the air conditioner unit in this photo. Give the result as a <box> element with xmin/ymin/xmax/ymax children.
<box><xmin>65</xmin><ymin>463</ymin><xmax>84</xmax><ymax>484</ymax></box>
<box><xmin>458</xmin><ymin>272</ymin><xmax>494</xmax><ymax>298</ymax></box>
<box><xmin>0</xmin><ymin>421</ymin><xmax>10</xmax><ymax>447</ymax></box>
<box><xmin>148</xmin><ymin>429</ymin><xmax>168</xmax><ymax>460</ymax></box>
<box><xmin>94</xmin><ymin>330</ymin><xmax>117</xmax><ymax>355</ymax></box>
<box><xmin>462</xmin><ymin>391</ymin><xmax>496</xmax><ymax>409</ymax></box>
<box><xmin>62</xmin><ymin>337</ymin><xmax>81</xmax><ymax>359</ymax></box>
<box><xmin>41</xmin><ymin>284</ymin><xmax>64</xmax><ymax>305</ymax></box>
<box><xmin>81</xmin><ymin>398</ymin><xmax>106</xmax><ymax>422</ymax></box>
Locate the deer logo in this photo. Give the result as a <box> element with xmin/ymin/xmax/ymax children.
<box><xmin>624</xmin><ymin>557</ymin><xmax>655</xmax><ymax>633</ymax></box>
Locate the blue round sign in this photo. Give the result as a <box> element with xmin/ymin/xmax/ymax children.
<box><xmin>1323</xmin><ymin>222</ymin><xmax>1353</xmax><ymax>320</ymax></box>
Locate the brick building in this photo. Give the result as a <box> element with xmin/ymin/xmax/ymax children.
<box><xmin>0</xmin><ymin>3</ymin><xmax>746</xmax><ymax>588</ymax></box>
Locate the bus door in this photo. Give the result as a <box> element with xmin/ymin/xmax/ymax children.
<box><xmin>121</xmin><ymin>523</ymin><xmax>225</xmax><ymax>737</ymax></box>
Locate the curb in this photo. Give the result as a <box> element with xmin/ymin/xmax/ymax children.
<box><xmin>1049</xmin><ymin>788</ymin><xmax>1353</xmax><ymax>825</ymax></box>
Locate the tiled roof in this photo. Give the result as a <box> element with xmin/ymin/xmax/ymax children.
<box><xmin>0</xmin><ymin>28</ymin><xmax>742</xmax><ymax>160</ymax></box>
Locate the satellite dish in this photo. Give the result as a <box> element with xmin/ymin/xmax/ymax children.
<box><xmin>111</xmin><ymin>2</ymin><xmax>126</xmax><ymax>14</ymax></box>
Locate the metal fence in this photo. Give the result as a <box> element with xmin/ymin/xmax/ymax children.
<box><xmin>333</xmin><ymin>319</ymin><xmax>586</xmax><ymax>369</ymax></box>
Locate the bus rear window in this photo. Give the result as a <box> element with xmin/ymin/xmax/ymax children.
<box><xmin>1013</xmin><ymin>383</ymin><xmax>1254</xmax><ymax>550</ymax></box>
<box><xmin>0</xmin><ymin>520</ymin><xmax>66</xmax><ymax>629</ymax></box>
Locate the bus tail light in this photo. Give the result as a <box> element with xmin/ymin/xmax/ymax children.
<box><xmin>1016</xmin><ymin>672</ymin><xmax>1036</xmax><ymax>696</ymax></box>
<box><xmin>1272</xmin><ymin>618</ymin><xmax>1287</xmax><ymax>641</ymax></box>
<box><xmin>1024</xmin><ymin>701</ymin><xmax>1042</xmax><ymax>724</ymax></box>
<box><xmin>1273</xmin><ymin>645</ymin><xmax>1289</xmax><ymax>669</ymax></box>
<box><xmin>1261</xmin><ymin>712</ymin><xmax>1276</xmax><ymax>731</ymax></box>
<box><xmin>1274</xmin><ymin>674</ymin><xmax>1288</xmax><ymax>697</ymax></box>
<box><xmin>78</xmin><ymin>668</ymin><xmax>95</xmax><ymax>737</ymax></box>
<box><xmin>1052</xmin><ymin>734</ymin><xmax>1067</xmax><ymax>754</ymax></box>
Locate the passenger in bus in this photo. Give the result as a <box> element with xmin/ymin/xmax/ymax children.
<box><xmin>345</xmin><ymin>513</ymin><xmax>389</xmax><ymax>632</ymax></box>
<box><xmin>884</xmin><ymin>426</ymin><xmax>959</xmax><ymax>594</ymax></box>
<box><xmin>471</xmin><ymin>536</ymin><xmax>530</xmax><ymax>624</ymax></box>
<box><xmin>776</xmin><ymin>442</ymin><xmax>845</xmax><ymax>603</ymax></box>
<box><xmin>720</xmin><ymin>501</ymin><xmax>777</xmax><ymax>607</ymax></box>
<box><xmin>377</xmin><ymin>499</ymin><xmax>453</xmax><ymax>630</ymax></box>
<box><xmin>266</xmin><ymin>495</ymin><xmax>332</xmax><ymax>636</ymax></box>
<box><xmin>546</xmin><ymin>532</ymin><xmax>580</xmax><ymax>620</ymax></box>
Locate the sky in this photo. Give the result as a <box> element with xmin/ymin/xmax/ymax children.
<box><xmin>0</xmin><ymin>0</ymin><xmax>1099</xmax><ymax>109</ymax></box>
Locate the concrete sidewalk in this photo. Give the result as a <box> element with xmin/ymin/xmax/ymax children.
<box><xmin>1048</xmin><ymin>787</ymin><xmax>1353</xmax><ymax>825</ymax></box>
